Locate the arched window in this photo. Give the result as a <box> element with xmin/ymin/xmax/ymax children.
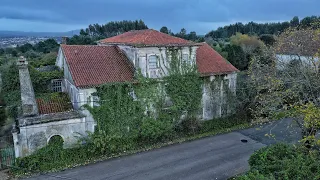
<box><xmin>48</xmin><ymin>135</ymin><xmax>64</xmax><ymax>148</ymax></box>
<box><xmin>148</xmin><ymin>55</ymin><xmax>158</xmax><ymax>69</ymax></box>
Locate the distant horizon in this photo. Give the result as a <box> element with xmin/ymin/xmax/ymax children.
<box><xmin>0</xmin><ymin>0</ymin><xmax>319</xmax><ymax>34</ymax></box>
<box><xmin>0</xmin><ymin>17</ymin><xmax>304</xmax><ymax>35</ymax></box>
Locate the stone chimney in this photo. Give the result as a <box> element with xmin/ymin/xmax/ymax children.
<box><xmin>17</xmin><ymin>56</ymin><xmax>39</xmax><ymax>117</ymax></box>
<box><xmin>61</xmin><ymin>36</ymin><xmax>67</xmax><ymax>44</ymax></box>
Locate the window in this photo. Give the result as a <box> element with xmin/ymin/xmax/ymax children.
<box><xmin>128</xmin><ymin>90</ymin><xmax>137</xmax><ymax>101</ymax></box>
<box><xmin>149</xmin><ymin>55</ymin><xmax>158</xmax><ymax>69</ymax></box>
<box><xmin>52</xmin><ymin>79</ymin><xmax>63</xmax><ymax>92</ymax></box>
<box><xmin>92</xmin><ymin>96</ymin><xmax>100</xmax><ymax>107</ymax></box>
<box><xmin>182</xmin><ymin>54</ymin><xmax>189</xmax><ymax>63</ymax></box>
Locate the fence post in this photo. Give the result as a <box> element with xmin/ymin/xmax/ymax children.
<box><xmin>0</xmin><ymin>149</ymin><xmax>2</xmax><ymax>169</ymax></box>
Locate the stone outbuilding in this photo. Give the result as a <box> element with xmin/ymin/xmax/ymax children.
<box><xmin>12</xmin><ymin>56</ymin><xmax>95</xmax><ymax>158</ymax></box>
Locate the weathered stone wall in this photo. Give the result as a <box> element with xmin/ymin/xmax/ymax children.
<box><xmin>202</xmin><ymin>73</ymin><xmax>237</xmax><ymax>120</ymax></box>
<box><xmin>13</xmin><ymin>114</ymin><xmax>93</xmax><ymax>157</ymax></box>
<box><xmin>115</xmin><ymin>45</ymin><xmax>199</xmax><ymax>78</ymax></box>
<box><xmin>137</xmin><ymin>46</ymin><xmax>198</xmax><ymax>78</ymax></box>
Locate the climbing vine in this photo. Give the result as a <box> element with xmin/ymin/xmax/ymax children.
<box><xmin>14</xmin><ymin>48</ymin><xmax>246</xmax><ymax>175</ymax></box>
<box><xmin>87</xmin><ymin>47</ymin><xmax>203</xmax><ymax>138</ymax></box>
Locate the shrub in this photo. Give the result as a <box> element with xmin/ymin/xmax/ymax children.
<box><xmin>235</xmin><ymin>170</ymin><xmax>275</xmax><ymax>180</ymax></box>
<box><xmin>200</xmin><ymin>116</ymin><xmax>248</xmax><ymax>133</ymax></box>
<box><xmin>140</xmin><ymin>119</ymin><xmax>174</xmax><ymax>144</ymax></box>
<box><xmin>85</xmin><ymin>131</ymin><xmax>138</xmax><ymax>155</ymax></box>
<box><xmin>14</xmin><ymin>138</ymin><xmax>94</xmax><ymax>173</ymax></box>
<box><xmin>237</xmin><ymin>144</ymin><xmax>320</xmax><ymax>179</ymax></box>
<box><xmin>176</xmin><ymin>117</ymin><xmax>202</xmax><ymax>135</ymax></box>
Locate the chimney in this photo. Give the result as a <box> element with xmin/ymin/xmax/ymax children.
<box><xmin>61</xmin><ymin>36</ymin><xmax>67</xmax><ymax>44</ymax></box>
<box><xmin>17</xmin><ymin>56</ymin><xmax>39</xmax><ymax>117</ymax></box>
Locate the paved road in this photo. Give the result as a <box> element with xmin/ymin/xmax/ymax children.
<box><xmin>25</xmin><ymin>119</ymin><xmax>301</xmax><ymax>180</ymax></box>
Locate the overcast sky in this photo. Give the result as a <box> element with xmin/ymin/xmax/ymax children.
<box><xmin>0</xmin><ymin>0</ymin><xmax>319</xmax><ymax>34</ymax></box>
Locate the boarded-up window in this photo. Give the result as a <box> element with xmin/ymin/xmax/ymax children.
<box><xmin>149</xmin><ymin>55</ymin><xmax>158</xmax><ymax>69</ymax></box>
<box><xmin>182</xmin><ymin>54</ymin><xmax>189</xmax><ymax>64</ymax></box>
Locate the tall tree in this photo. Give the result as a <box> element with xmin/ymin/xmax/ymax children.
<box><xmin>160</xmin><ymin>26</ymin><xmax>169</xmax><ymax>34</ymax></box>
<box><xmin>290</xmin><ymin>16</ymin><xmax>300</xmax><ymax>27</ymax></box>
<box><xmin>177</xmin><ymin>28</ymin><xmax>187</xmax><ymax>39</ymax></box>
<box><xmin>206</xmin><ymin>15</ymin><xmax>320</xmax><ymax>39</ymax></box>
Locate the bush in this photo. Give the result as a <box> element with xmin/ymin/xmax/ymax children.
<box><xmin>86</xmin><ymin>131</ymin><xmax>138</xmax><ymax>155</ymax></box>
<box><xmin>13</xmin><ymin>132</ymin><xmax>138</xmax><ymax>174</ymax></box>
<box><xmin>176</xmin><ymin>117</ymin><xmax>202</xmax><ymax>135</ymax></box>
<box><xmin>14</xmin><ymin>139</ymin><xmax>94</xmax><ymax>173</ymax></box>
<box><xmin>237</xmin><ymin>144</ymin><xmax>320</xmax><ymax>179</ymax></box>
<box><xmin>140</xmin><ymin>119</ymin><xmax>174</xmax><ymax>144</ymax></box>
<box><xmin>200</xmin><ymin>116</ymin><xmax>249</xmax><ymax>133</ymax></box>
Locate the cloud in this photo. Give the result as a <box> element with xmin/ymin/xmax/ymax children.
<box><xmin>0</xmin><ymin>0</ymin><xmax>319</xmax><ymax>34</ymax></box>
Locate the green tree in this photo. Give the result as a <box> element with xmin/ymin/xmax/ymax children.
<box><xmin>160</xmin><ymin>26</ymin><xmax>169</xmax><ymax>34</ymax></box>
<box><xmin>259</xmin><ymin>34</ymin><xmax>276</xmax><ymax>46</ymax></box>
<box><xmin>34</xmin><ymin>39</ymin><xmax>59</xmax><ymax>53</ymax></box>
<box><xmin>177</xmin><ymin>28</ymin><xmax>187</xmax><ymax>39</ymax></box>
<box><xmin>224</xmin><ymin>44</ymin><xmax>248</xmax><ymax>71</ymax></box>
<box><xmin>206</xmin><ymin>15</ymin><xmax>320</xmax><ymax>39</ymax></box>
<box><xmin>188</xmin><ymin>31</ymin><xmax>198</xmax><ymax>41</ymax></box>
<box><xmin>17</xmin><ymin>43</ymin><xmax>34</xmax><ymax>53</ymax></box>
<box><xmin>79</xmin><ymin>29</ymin><xmax>88</xmax><ymax>36</ymax></box>
<box><xmin>290</xmin><ymin>16</ymin><xmax>300</xmax><ymax>27</ymax></box>
<box><xmin>11</xmin><ymin>49</ymin><xmax>18</xmax><ymax>57</ymax></box>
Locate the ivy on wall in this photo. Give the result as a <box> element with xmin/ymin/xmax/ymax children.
<box><xmin>13</xmin><ymin>48</ymin><xmax>247</xmax><ymax>176</ymax></box>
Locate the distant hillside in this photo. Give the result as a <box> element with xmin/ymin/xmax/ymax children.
<box><xmin>206</xmin><ymin>15</ymin><xmax>320</xmax><ymax>39</ymax></box>
<box><xmin>0</xmin><ymin>30</ymin><xmax>80</xmax><ymax>38</ymax></box>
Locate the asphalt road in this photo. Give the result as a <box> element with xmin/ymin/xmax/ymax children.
<box><xmin>24</xmin><ymin>118</ymin><xmax>301</xmax><ymax>180</ymax></box>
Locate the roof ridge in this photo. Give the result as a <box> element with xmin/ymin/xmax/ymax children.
<box><xmin>142</xmin><ymin>29</ymin><xmax>153</xmax><ymax>44</ymax></box>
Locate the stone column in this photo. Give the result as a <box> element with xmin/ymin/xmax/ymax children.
<box><xmin>12</xmin><ymin>125</ymin><xmax>20</xmax><ymax>158</ymax></box>
<box><xmin>17</xmin><ymin>56</ymin><xmax>39</xmax><ymax>117</ymax></box>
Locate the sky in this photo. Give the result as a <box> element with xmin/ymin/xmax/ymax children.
<box><xmin>0</xmin><ymin>0</ymin><xmax>319</xmax><ymax>35</ymax></box>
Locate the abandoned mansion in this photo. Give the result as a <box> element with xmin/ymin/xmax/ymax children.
<box><xmin>13</xmin><ymin>29</ymin><xmax>238</xmax><ymax>157</ymax></box>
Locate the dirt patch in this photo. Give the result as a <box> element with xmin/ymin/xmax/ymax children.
<box><xmin>0</xmin><ymin>169</ymin><xmax>16</xmax><ymax>180</ymax></box>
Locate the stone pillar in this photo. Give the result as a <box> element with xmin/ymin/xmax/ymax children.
<box><xmin>61</xmin><ymin>36</ymin><xmax>67</xmax><ymax>44</ymax></box>
<box><xmin>12</xmin><ymin>125</ymin><xmax>20</xmax><ymax>158</ymax></box>
<box><xmin>17</xmin><ymin>56</ymin><xmax>39</xmax><ymax>117</ymax></box>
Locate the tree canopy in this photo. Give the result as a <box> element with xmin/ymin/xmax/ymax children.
<box><xmin>206</xmin><ymin>16</ymin><xmax>320</xmax><ymax>39</ymax></box>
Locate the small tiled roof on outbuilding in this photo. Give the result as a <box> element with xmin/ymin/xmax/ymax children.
<box><xmin>196</xmin><ymin>43</ymin><xmax>239</xmax><ymax>76</ymax></box>
<box><xmin>61</xmin><ymin>45</ymin><xmax>134</xmax><ymax>88</ymax></box>
<box><xmin>99</xmin><ymin>29</ymin><xmax>197</xmax><ymax>47</ymax></box>
<box><xmin>36</xmin><ymin>93</ymin><xmax>73</xmax><ymax>115</ymax></box>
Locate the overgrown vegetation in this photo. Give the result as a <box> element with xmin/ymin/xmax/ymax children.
<box><xmin>235</xmin><ymin>144</ymin><xmax>320</xmax><ymax>179</ymax></box>
<box><xmin>0</xmin><ymin>39</ymin><xmax>62</xmax><ymax>133</ymax></box>
<box><xmin>12</xmin><ymin>47</ymin><xmax>249</xmax><ymax>176</ymax></box>
<box><xmin>12</xmin><ymin>116</ymin><xmax>250</xmax><ymax>176</ymax></box>
<box><xmin>3</xmin><ymin>16</ymin><xmax>320</xmax><ymax>179</ymax></box>
<box><xmin>233</xmin><ymin>26</ymin><xmax>320</xmax><ymax>179</ymax></box>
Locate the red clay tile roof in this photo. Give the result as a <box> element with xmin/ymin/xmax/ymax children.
<box><xmin>196</xmin><ymin>43</ymin><xmax>239</xmax><ymax>76</ymax></box>
<box><xmin>99</xmin><ymin>29</ymin><xmax>196</xmax><ymax>47</ymax></box>
<box><xmin>61</xmin><ymin>45</ymin><xmax>134</xmax><ymax>88</ymax></box>
<box><xmin>36</xmin><ymin>93</ymin><xmax>73</xmax><ymax>115</ymax></box>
